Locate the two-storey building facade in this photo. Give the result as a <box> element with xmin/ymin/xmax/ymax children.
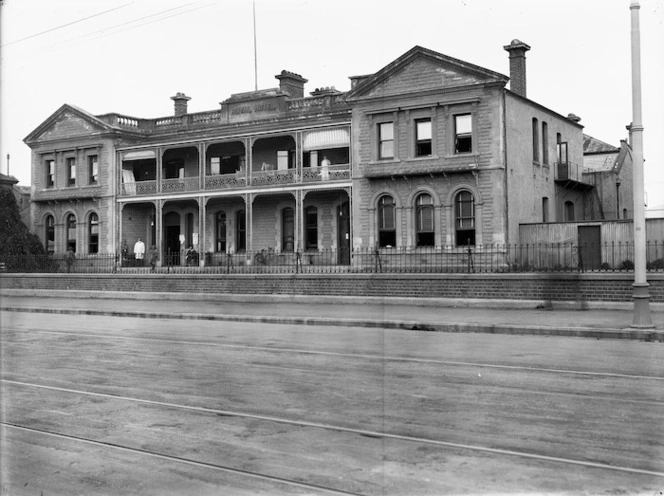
<box><xmin>25</xmin><ymin>41</ymin><xmax>627</xmax><ymax>268</ymax></box>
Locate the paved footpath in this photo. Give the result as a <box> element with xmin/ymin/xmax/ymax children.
<box><xmin>1</xmin><ymin>289</ymin><xmax>663</xmax><ymax>341</ymax></box>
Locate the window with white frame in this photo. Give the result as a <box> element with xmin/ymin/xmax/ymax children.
<box><xmin>454</xmin><ymin>114</ymin><xmax>472</xmax><ymax>154</ymax></box>
<box><xmin>415</xmin><ymin>119</ymin><xmax>432</xmax><ymax>157</ymax></box>
<box><xmin>88</xmin><ymin>155</ymin><xmax>98</xmax><ymax>184</ymax></box>
<box><xmin>378</xmin><ymin>122</ymin><xmax>394</xmax><ymax>160</ymax></box>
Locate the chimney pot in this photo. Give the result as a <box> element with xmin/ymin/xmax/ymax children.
<box><xmin>275</xmin><ymin>70</ymin><xmax>308</xmax><ymax>98</ymax></box>
<box><xmin>503</xmin><ymin>39</ymin><xmax>531</xmax><ymax>98</ymax></box>
<box><xmin>171</xmin><ymin>92</ymin><xmax>191</xmax><ymax>116</ymax></box>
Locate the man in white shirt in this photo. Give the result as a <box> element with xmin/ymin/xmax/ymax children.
<box><xmin>134</xmin><ymin>238</ymin><xmax>146</xmax><ymax>266</ymax></box>
<box><xmin>320</xmin><ymin>156</ymin><xmax>330</xmax><ymax>180</ymax></box>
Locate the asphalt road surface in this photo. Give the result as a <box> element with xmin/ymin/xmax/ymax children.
<box><xmin>1</xmin><ymin>311</ymin><xmax>663</xmax><ymax>495</ymax></box>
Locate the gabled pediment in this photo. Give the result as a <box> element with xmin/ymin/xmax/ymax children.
<box><xmin>346</xmin><ymin>46</ymin><xmax>508</xmax><ymax>100</ymax></box>
<box><xmin>24</xmin><ymin>104</ymin><xmax>116</xmax><ymax>144</ymax></box>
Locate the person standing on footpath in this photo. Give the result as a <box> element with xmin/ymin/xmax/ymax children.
<box><xmin>134</xmin><ymin>237</ymin><xmax>145</xmax><ymax>267</ymax></box>
<box><xmin>65</xmin><ymin>246</ymin><xmax>76</xmax><ymax>273</ymax></box>
<box><xmin>120</xmin><ymin>239</ymin><xmax>129</xmax><ymax>266</ymax></box>
<box><xmin>149</xmin><ymin>245</ymin><xmax>158</xmax><ymax>271</ymax></box>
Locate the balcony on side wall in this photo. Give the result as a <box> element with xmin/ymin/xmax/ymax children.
<box><xmin>555</xmin><ymin>160</ymin><xmax>595</xmax><ymax>191</ymax></box>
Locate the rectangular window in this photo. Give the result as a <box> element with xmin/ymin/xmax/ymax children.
<box><xmin>454</xmin><ymin>114</ymin><xmax>472</xmax><ymax>154</ymax></box>
<box><xmin>88</xmin><ymin>155</ymin><xmax>98</xmax><ymax>184</ymax></box>
<box><xmin>67</xmin><ymin>157</ymin><xmax>76</xmax><ymax>186</ymax></box>
<box><xmin>378</xmin><ymin>122</ymin><xmax>394</xmax><ymax>159</ymax></box>
<box><xmin>46</xmin><ymin>160</ymin><xmax>55</xmax><ymax>188</ymax></box>
<box><xmin>415</xmin><ymin>119</ymin><xmax>432</xmax><ymax>157</ymax></box>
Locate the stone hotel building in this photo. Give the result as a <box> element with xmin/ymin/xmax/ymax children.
<box><xmin>24</xmin><ymin>40</ymin><xmax>629</xmax><ymax>267</ymax></box>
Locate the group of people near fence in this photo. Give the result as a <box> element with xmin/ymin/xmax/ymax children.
<box><xmin>119</xmin><ymin>238</ymin><xmax>158</xmax><ymax>271</ymax></box>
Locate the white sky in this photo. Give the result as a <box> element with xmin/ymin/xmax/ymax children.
<box><xmin>1</xmin><ymin>0</ymin><xmax>663</xmax><ymax>212</ymax></box>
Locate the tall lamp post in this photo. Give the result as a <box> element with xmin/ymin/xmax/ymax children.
<box><xmin>629</xmin><ymin>1</ymin><xmax>653</xmax><ymax>328</ymax></box>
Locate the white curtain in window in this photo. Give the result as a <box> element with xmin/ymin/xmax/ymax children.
<box><xmin>122</xmin><ymin>169</ymin><xmax>136</xmax><ymax>195</ymax></box>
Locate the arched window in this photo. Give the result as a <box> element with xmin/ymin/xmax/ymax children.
<box><xmin>564</xmin><ymin>201</ymin><xmax>575</xmax><ymax>221</ymax></box>
<box><xmin>88</xmin><ymin>213</ymin><xmax>99</xmax><ymax>253</ymax></box>
<box><xmin>66</xmin><ymin>214</ymin><xmax>77</xmax><ymax>252</ymax></box>
<box><xmin>378</xmin><ymin>195</ymin><xmax>396</xmax><ymax>247</ymax></box>
<box><xmin>455</xmin><ymin>191</ymin><xmax>475</xmax><ymax>246</ymax></box>
<box><xmin>45</xmin><ymin>215</ymin><xmax>55</xmax><ymax>254</ymax></box>
<box><xmin>282</xmin><ymin>207</ymin><xmax>294</xmax><ymax>252</ymax></box>
<box><xmin>305</xmin><ymin>206</ymin><xmax>318</xmax><ymax>250</ymax></box>
<box><xmin>236</xmin><ymin>210</ymin><xmax>246</xmax><ymax>252</ymax></box>
<box><xmin>532</xmin><ymin>117</ymin><xmax>539</xmax><ymax>162</ymax></box>
<box><xmin>415</xmin><ymin>193</ymin><xmax>434</xmax><ymax>247</ymax></box>
<box><xmin>216</xmin><ymin>212</ymin><xmax>226</xmax><ymax>252</ymax></box>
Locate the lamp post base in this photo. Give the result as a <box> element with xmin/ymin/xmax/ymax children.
<box><xmin>631</xmin><ymin>282</ymin><xmax>654</xmax><ymax>329</ymax></box>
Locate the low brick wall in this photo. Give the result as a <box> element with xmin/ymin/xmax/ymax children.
<box><xmin>1</xmin><ymin>273</ymin><xmax>663</xmax><ymax>303</ymax></box>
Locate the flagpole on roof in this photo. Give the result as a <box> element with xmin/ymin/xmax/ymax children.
<box><xmin>253</xmin><ymin>0</ymin><xmax>258</xmax><ymax>91</ymax></box>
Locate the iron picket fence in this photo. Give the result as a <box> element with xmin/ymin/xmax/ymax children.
<box><xmin>1</xmin><ymin>241</ymin><xmax>664</xmax><ymax>274</ymax></box>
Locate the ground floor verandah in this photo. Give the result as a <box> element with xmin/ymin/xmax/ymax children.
<box><xmin>118</xmin><ymin>187</ymin><xmax>351</xmax><ymax>267</ymax></box>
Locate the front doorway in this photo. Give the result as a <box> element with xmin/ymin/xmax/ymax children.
<box><xmin>337</xmin><ymin>201</ymin><xmax>350</xmax><ymax>265</ymax></box>
<box><xmin>164</xmin><ymin>212</ymin><xmax>181</xmax><ymax>265</ymax></box>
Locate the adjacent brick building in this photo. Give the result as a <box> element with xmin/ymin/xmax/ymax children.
<box><xmin>24</xmin><ymin>41</ymin><xmax>631</xmax><ymax>267</ymax></box>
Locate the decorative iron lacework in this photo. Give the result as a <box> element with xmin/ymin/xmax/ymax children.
<box><xmin>205</xmin><ymin>174</ymin><xmax>247</xmax><ymax>190</ymax></box>
<box><xmin>162</xmin><ymin>177</ymin><xmax>199</xmax><ymax>193</ymax></box>
<box><xmin>121</xmin><ymin>180</ymin><xmax>156</xmax><ymax>196</ymax></box>
<box><xmin>251</xmin><ymin>170</ymin><xmax>296</xmax><ymax>186</ymax></box>
<box><xmin>302</xmin><ymin>164</ymin><xmax>350</xmax><ymax>182</ymax></box>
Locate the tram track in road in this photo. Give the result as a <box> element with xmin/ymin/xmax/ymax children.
<box><xmin>1</xmin><ymin>422</ymin><xmax>365</xmax><ymax>496</ymax></box>
<box><xmin>4</xmin><ymin>327</ymin><xmax>664</xmax><ymax>383</ymax></box>
<box><xmin>3</xmin><ymin>378</ymin><xmax>664</xmax><ymax>479</ymax></box>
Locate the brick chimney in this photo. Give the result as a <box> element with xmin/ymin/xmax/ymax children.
<box><xmin>171</xmin><ymin>92</ymin><xmax>191</xmax><ymax>116</ymax></box>
<box><xmin>503</xmin><ymin>39</ymin><xmax>531</xmax><ymax>97</ymax></box>
<box><xmin>275</xmin><ymin>70</ymin><xmax>308</xmax><ymax>98</ymax></box>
